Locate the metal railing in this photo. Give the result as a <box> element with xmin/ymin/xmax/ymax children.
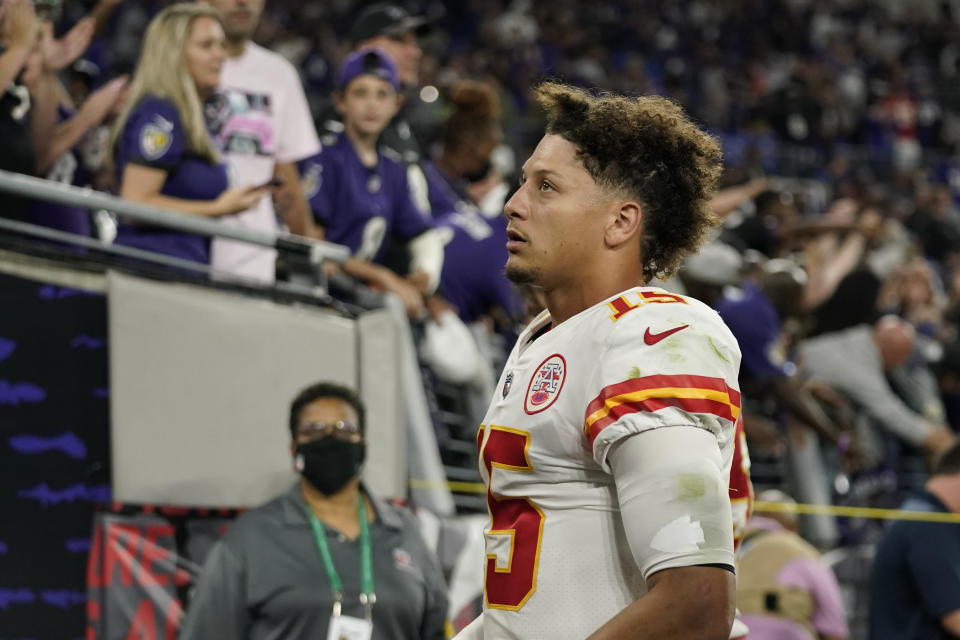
<box><xmin>0</xmin><ymin>170</ymin><xmax>351</xmax><ymax>297</ymax></box>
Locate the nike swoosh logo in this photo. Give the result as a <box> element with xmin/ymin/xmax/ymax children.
<box><xmin>644</xmin><ymin>324</ymin><xmax>689</xmax><ymax>345</ymax></box>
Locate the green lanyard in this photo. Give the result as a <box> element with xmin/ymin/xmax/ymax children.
<box><xmin>305</xmin><ymin>493</ymin><xmax>376</xmax><ymax>621</ymax></box>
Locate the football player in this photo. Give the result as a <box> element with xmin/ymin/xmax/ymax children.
<box><xmin>458</xmin><ymin>82</ymin><xmax>742</xmax><ymax>639</ymax></box>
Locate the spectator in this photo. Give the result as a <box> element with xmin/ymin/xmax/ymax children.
<box><xmin>298</xmin><ymin>49</ymin><xmax>441</xmax><ymax>318</ymax></box>
<box><xmin>737</xmin><ymin>489</ymin><xmax>850</xmax><ymax>640</ymax></box>
<box><xmin>727</xmin><ymin>190</ymin><xmax>798</xmax><ymax>258</ymax></box>
<box><xmin>699</xmin><ymin>257</ymin><xmax>859</xmax><ymax>457</ymax></box>
<box><xmin>935</xmin><ymin>342</ymin><xmax>960</xmax><ymax>433</ymax></box>
<box><xmin>869</xmin><ymin>438</ymin><xmax>960</xmax><ymax>639</ymax></box>
<box><xmin>799</xmin><ymin>315</ymin><xmax>955</xmax><ymax>464</ymax></box>
<box><xmin>179</xmin><ymin>381</ymin><xmax>448</xmax><ymax>640</ymax></box>
<box><xmin>23</xmin><ymin>53</ymin><xmax>127</xmax><ymax>236</ymax></box>
<box><xmin>425</xmin><ymin>80</ymin><xmax>520</xmax><ymax>326</ymax></box>
<box><xmin>692</xmin><ymin>253</ymin><xmax>858</xmax><ymax>547</ymax></box>
<box><xmin>328</xmin><ymin>2</ymin><xmax>436</xmax><ymax>287</ymax></box>
<box><xmin>23</xmin><ymin>16</ymin><xmax>97</xmax><ymax>178</ymax></box>
<box><xmin>200</xmin><ymin>0</ymin><xmax>319</xmax><ymax>282</ymax></box>
<box><xmin>110</xmin><ymin>4</ymin><xmax>264</xmax><ymax>264</ymax></box>
<box><xmin>0</xmin><ymin>0</ymin><xmax>40</xmax><ymax>219</ymax></box>
<box><xmin>349</xmin><ymin>2</ymin><xmax>431</xmax><ymax>167</ymax></box>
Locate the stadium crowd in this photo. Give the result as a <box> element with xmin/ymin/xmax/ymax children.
<box><xmin>2</xmin><ymin>0</ymin><xmax>960</xmax><ymax>638</ymax></box>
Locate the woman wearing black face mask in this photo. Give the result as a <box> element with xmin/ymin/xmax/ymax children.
<box><xmin>180</xmin><ymin>382</ymin><xmax>449</xmax><ymax>640</ymax></box>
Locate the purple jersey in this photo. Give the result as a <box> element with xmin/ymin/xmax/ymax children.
<box><xmin>299</xmin><ymin>132</ymin><xmax>431</xmax><ymax>263</ymax></box>
<box><xmin>26</xmin><ymin>105</ymin><xmax>91</xmax><ymax>237</ymax></box>
<box><xmin>423</xmin><ymin>161</ymin><xmax>521</xmax><ymax>323</ymax></box>
<box><xmin>113</xmin><ymin>95</ymin><xmax>229</xmax><ymax>264</ymax></box>
<box><xmin>715</xmin><ymin>282</ymin><xmax>789</xmax><ymax>383</ymax></box>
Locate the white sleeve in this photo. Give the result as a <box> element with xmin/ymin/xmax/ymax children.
<box><xmin>408</xmin><ymin>228</ymin><xmax>445</xmax><ymax>294</ymax></box>
<box><xmin>610</xmin><ymin>426</ymin><xmax>735</xmax><ymax>581</ymax></box>
<box><xmin>276</xmin><ymin>59</ymin><xmax>321</xmax><ymax>163</ymax></box>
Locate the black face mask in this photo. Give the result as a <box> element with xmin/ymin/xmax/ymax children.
<box><xmin>464</xmin><ymin>159</ymin><xmax>492</xmax><ymax>184</ymax></box>
<box><xmin>294</xmin><ymin>437</ymin><xmax>365</xmax><ymax>495</ymax></box>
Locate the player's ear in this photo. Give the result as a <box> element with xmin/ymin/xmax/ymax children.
<box><xmin>604</xmin><ymin>200</ymin><xmax>642</xmax><ymax>248</ymax></box>
<box><xmin>334</xmin><ymin>90</ymin><xmax>346</xmax><ymax>115</ymax></box>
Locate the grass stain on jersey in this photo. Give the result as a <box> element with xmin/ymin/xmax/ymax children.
<box><xmin>628</xmin><ymin>366</ymin><xmax>642</xmax><ymax>379</ymax></box>
<box><xmin>707</xmin><ymin>336</ymin><xmax>730</xmax><ymax>363</ymax></box>
<box><xmin>676</xmin><ymin>473</ymin><xmax>707</xmax><ymax>500</ymax></box>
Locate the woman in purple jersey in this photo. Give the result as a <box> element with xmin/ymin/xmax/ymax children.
<box><xmin>109</xmin><ymin>4</ymin><xmax>264</xmax><ymax>265</ymax></box>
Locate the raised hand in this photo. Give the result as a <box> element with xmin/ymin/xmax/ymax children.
<box><xmin>79</xmin><ymin>75</ymin><xmax>128</xmax><ymax>124</ymax></box>
<box><xmin>42</xmin><ymin>16</ymin><xmax>95</xmax><ymax>72</ymax></box>
<box><xmin>1</xmin><ymin>0</ymin><xmax>38</xmax><ymax>51</ymax></box>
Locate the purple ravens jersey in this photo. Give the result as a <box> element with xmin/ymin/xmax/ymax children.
<box><xmin>113</xmin><ymin>95</ymin><xmax>229</xmax><ymax>264</ymax></box>
<box><xmin>423</xmin><ymin>161</ymin><xmax>521</xmax><ymax>323</ymax></box>
<box><xmin>299</xmin><ymin>132</ymin><xmax>431</xmax><ymax>263</ymax></box>
<box><xmin>26</xmin><ymin>104</ymin><xmax>91</xmax><ymax>237</ymax></box>
<box><xmin>714</xmin><ymin>282</ymin><xmax>788</xmax><ymax>384</ymax></box>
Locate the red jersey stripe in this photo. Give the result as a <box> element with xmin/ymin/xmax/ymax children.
<box><xmin>585</xmin><ymin>374</ymin><xmax>741</xmax><ymax>419</ymax></box>
<box><xmin>585</xmin><ymin>395</ymin><xmax>739</xmax><ymax>445</ymax></box>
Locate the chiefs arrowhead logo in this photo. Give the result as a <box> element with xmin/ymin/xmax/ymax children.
<box><xmin>524</xmin><ymin>354</ymin><xmax>566</xmax><ymax>414</ymax></box>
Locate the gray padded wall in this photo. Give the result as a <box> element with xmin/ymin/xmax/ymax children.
<box><xmin>107</xmin><ymin>271</ymin><xmax>402</xmax><ymax>507</ymax></box>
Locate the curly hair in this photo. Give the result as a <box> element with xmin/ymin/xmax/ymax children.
<box><xmin>443</xmin><ymin>80</ymin><xmax>501</xmax><ymax>152</ymax></box>
<box><xmin>534</xmin><ymin>82</ymin><xmax>723</xmax><ymax>283</ymax></box>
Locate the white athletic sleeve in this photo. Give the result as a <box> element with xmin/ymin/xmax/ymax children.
<box><xmin>610</xmin><ymin>426</ymin><xmax>735</xmax><ymax>580</ymax></box>
<box><xmin>408</xmin><ymin>228</ymin><xmax>445</xmax><ymax>294</ymax></box>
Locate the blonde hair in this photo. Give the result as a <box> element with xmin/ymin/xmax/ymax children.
<box><xmin>110</xmin><ymin>3</ymin><xmax>223</xmax><ymax>166</ymax></box>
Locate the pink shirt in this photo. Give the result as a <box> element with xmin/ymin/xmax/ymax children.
<box><xmin>207</xmin><ymin>42</ymin><xmax>321</xmax><ymax>283</ymax></box>
<box><xmin>740</xmin><ymin>518</ymin><xmax>849</xmax><ymax>639</ymax></box>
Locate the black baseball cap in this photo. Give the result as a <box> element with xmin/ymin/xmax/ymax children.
<box><xmin>350</xmin><ymin>3</ymin><xmax>430</xmax><ymax>45</ymax></box>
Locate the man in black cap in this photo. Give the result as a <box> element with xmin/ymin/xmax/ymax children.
<box><xmin>313</xmin><ymin>3</ymin><xmax>434</xmax><ymax>282</ymax></box>
<box><xmin>318</xmin><ymin>4</ymin><xmax>430</xmax><ymax>170</ymax></box>
<box><xmin>350</xmin><ymin>3</ymin><xmax>428</xmax><ymax>93</ymax></box>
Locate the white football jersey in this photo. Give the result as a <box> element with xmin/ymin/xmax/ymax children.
<box><xmin>476</xmin><ymin>286</ymin><xmax>742</xmax><ymax>639</ymax></box>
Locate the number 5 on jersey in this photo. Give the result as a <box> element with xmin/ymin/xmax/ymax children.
<box><xmin>477</xmin><ymin>425</ymin><xmax>545</xmax><ymax>610</ymax></box>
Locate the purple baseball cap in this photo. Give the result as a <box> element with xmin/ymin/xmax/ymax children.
<box><xmin>337</xmin><ymin>48</ymin><xmax>400</xmax><ymax>92</ymax></box>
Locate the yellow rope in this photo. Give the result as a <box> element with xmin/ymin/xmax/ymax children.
<box><xmin>409</xmin><ymin>478</ymin><xmax>486</xmax><ymax>493</ymax></box>
<box><xmin>752</xmin><ymin>500</ymin><xmax>960</xmax><ymax>524</ymax></box>
<box><xmin>408</xmin><ymin>479</ymin><xmax>960</xmax><ymax>524</ymax></box>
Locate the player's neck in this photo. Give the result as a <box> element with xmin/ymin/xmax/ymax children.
<box><xmin>544</xmin><ymin>261</ymin><xmax>644</xmax><ymax>325</ymax></box>
<box><xmin>345</xmin><ymin>125</ymin><xmax>379</xmax><ymax>168</ymax></box>
<box><xmin>927</xmin><ymin>476</ymin><xmax>960</xmax><ymax>514</ymax></box>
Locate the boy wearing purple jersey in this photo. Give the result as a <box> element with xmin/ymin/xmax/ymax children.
<box><xmin>299</xmin><ymin>49</ymin><xmax>442</xmax><ymax>317</ymax></box>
